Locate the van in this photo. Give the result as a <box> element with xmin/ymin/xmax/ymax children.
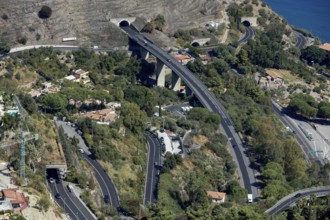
<box><xmin>248</xmin><ymin>194</ymin><xmax>253</xmax><ymax>203</ymax></box>
<box><xmin>67</xmin><ymin>184</ymin><xmax>74</xmax><ymax>193</ymax></box>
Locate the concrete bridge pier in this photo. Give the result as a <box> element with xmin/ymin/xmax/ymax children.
<box><xmin>140</xmin><ymin>47</ymin><xmax>150</xmax><ymax>60</ymax></box>
<box><xmin>156</xmin><ymin>58</ymin><xmax>166</xmax><ymax>87</ymax></box>
<box><xmin>171</xmin><ymin>73</ymin><xmax>181</xmax><ymax>91</ymax></box>
<box><xmin>186</xmin><ymin>86</ymin><xmax>192</xmax><ymax>96</ymax></box>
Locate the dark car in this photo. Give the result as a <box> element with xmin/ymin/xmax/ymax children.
<box><xmin>55</xmin><ymin>192</ymin><xmax>61</xmax><ymax>199</ymax></box>
<box><xmin>294</xmin><ymin>193</ymin><xmax>302</xmax><ymax>198</ymax></box>
<box><xmin>104</xmin><ymin>195</ymin><xmax>110</xmax><ymax>204</ymax></box>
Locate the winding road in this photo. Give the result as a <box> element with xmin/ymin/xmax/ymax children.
<box><xmin>293</xmin><ymin>30</ymin><xmax>306</xmax><ymax>49</ymax></box>
<box><xmin>143</xmin><ymin>132</ymin><xmax>161</xmax><ymax>205</ymax></box>
<box><xmin>122</xmin><ymin>26</ymin><xmax>259</xmax><ymax>199</ymax></box>
<box><xmin>266</xmin><ymin>185</ymin><xmax>330</xmax><ymax>216</ymax></box>
<box><xmin>238</xmin><ymin>26</ymin><xmax>255</xmax><ymax>44</ymax></box>
<box><xmin>55</xmin><ymin>121</ymin><xmax>120</xmax><ymax>208</ymax></box>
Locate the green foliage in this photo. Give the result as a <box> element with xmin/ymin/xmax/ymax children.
<box><xmin>14</xmin><ymin>47</ymin><xmax>68</xmax><ymax>80</ymax></box>
<box><xmin>36</xmin><ymin>196</ymin><xmax>51</xmax><ymax>212</ymax></box>
<box><xmin>288</xmin><ymin>94</ymin><xmax>319</xmax><ymax>118</ymax></box>
<box><xmin>226</xmin><ymin>181</ymin><xmax>247</xmax><ymax>201</ymax></box>
<box><xmin>38</xmin><ymin>93</ymin><xmax>68</xmax><ymax>112</ymax></box>
<box><xmin>58</xmin><ymin>126</ymin><xmax>77</xmax><ymax>166</ymax></box>
<box><xmin>173</xmin><ymin>29</ymin><xmax>193</xmax><ymax>42</ymax></box>
<box><xmin>9</xmin><ymin>215</ymin><xmax>27</xmax><ymax>220</ymax></box>
<box><xmin>38</xmin><ymin>6</ymin><xmax>52</xmax><ymax>19</ymax></box>
<box><xmin>17</xmin><ymin>36</ymin><xmax>27</xmax><ymax>45</ymax></box>
<box><xmin>18</xmin><ymin>93</ymin><xmax>38</xmax><ymax>114</ymax></box>
<box><xmin>142</xmin><ymin>22</ymin><xmax>154</xmax><ymax>33</ymax></box>
<box><xmin>120</xmin><ymin>102</ymin><xmax>147</xmax><ymax>134</ymax></box>
<box><xmin>301</xmin><ymin>45</ymin><xmax>329</xmax><ymax>67</ymax></box>
<box><xmin>261</xmin><ymin>162</ymin><xmax>290</xmax><ymax>199</ymax></box>
<box><xmin>161</xmin><ymin>152</ymin><xmax>183</xmax><ymax>173</ymax></box>
<box><xmin>0</xmin><ymin>39</ymin><xmax>10</xmax><ymax>54</ymax></box>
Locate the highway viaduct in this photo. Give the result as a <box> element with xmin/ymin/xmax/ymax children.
<box><xmin>116</xmin><ymin>21</ymin><xmax>259</xmax><ymax>199</ymax></box>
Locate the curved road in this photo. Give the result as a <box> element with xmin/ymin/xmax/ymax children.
<box><xmin>48</xmin><ymin>175</ymin><xmax>96</xmax><ymax>220</ymax></box>
<box><xmin>55</xmin><ymin>121</ymin><xmax>120</xmax><ymax>208</ymax></box>
<box><xmin>238</xmin><ymin>26</ymin><xmax>255</xmax><ymax>43</ymax></box>
<box><xmin>293</xmin><ymin>30</ymin><xmax>306</xmax><ymax>49</ymax></box>
<box><xmin>266</xmin><ymin>185</ymin><xmax>330</xmax><ymax>216</ymax></box>
<box><xmin>143</xmin><ymin>132</ymin><xmax>161</xmax><ymax>205</ymax></box>
<box><xmin>122</xmin><ymin>26</ymin><xmax>258</xmax><ymax>199</ymax></box>
<box><xmin>271</xmin><ymin>101</ymin><xmax>324</xmax><ymax>165</ymax></box>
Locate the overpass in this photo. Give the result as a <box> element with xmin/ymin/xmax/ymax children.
<box><xmin>121</xmin><ymin>26</ymin><xmax>259</xmax><ymax>199</ymax></box>
<box><xmin>266</xmin><ymin>185</ymin><xmax>330</xmax><ymax>216</ymax></box>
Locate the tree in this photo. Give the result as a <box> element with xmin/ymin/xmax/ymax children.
<box><xmin>38</xmin><ymin>6</ymin><xmax>52</xmax><ymax>19</ymax></box>
<box><xmin>318</xmin><ymin>101</ymin><xmax>330</xmax><ymax>119</ymax></box>
<box><xmin>301</xmin><ymin>45</ymin><xmax>327</xmax><ymax>65</ymax></box>
<box><xmin>38</xmin><ymin>93</ymin><xmax>68</xmax><ymax>112</ymax></box>
<box><xmin>142</xmin><ymin>22</ymin><xmax>154</xmax><ymax>33</ymax></box>
<box><xmin>0</xmin><ymin>39</ymin><xmax>10</xmax><ymax>54</ymax></box>
<box><xmin>120</xmin><ymin>102</ymin><xmax>147</xmax><ymax>133</ymax></box>
<box><xmin>36</xmin><ymin>196</ymin><xmax>51</xmax><ymax>212</ymax></box>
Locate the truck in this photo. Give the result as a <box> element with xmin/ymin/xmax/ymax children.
<box><xmin>248</xmin><ymin>194</ymin><xmax>253</xmax><ymax>203</ymax></box>
<box><xmin>67</xmin><ymin>184</ymin><xmax>74</xmax><ymax>193</ymax></box>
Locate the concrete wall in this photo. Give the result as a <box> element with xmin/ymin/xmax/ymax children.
<box><xmin>109</xmin><ymin>17</ymin><xmax>136</xmax><ymax>26</ymax></box>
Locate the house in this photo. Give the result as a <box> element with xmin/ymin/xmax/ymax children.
<box><xmin>318</xmin><ymin>43</ymin><xmax>330</xmax><ymax>52</ymax></box>
<box><xmin>64</xmin><ymin>69</ymin><xmax>91</xmax><ymax>85</ymax></box>
<box><xmin>206</xmin><ymin>21</ymin><xmax>220</xmax><ymax>28</ymax></box>
<box><xmin>0</xmin><ymin>188</ymin><xmax>29</xmax><ymax>211</ymax></box>
<box><xmin>207</xmin><ymin>191</ymin><xmax>226</xmax><ymax>203</ymax></box>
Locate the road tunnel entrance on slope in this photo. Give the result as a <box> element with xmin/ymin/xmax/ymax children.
<box><xmin>191</xmin><ymin>42</ymin><xmax>200</xmax><ymax>47</ymax></box>
<box><xmin>119</xmin><ymin>20</ymin><xmax>130</xmax><ymax>27</ymax></box>
<box><xmin>242</xmin><ymin>20</ymin><xmax>251</xmax><ymax>27</ymax></box>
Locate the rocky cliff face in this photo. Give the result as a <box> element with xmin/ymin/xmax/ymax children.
<box><xmin>0</xmin><ymin>0</ymin><xmax>220</xmax><ymax>47</ymax></box>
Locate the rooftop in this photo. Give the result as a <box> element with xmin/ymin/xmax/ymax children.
<box><xmin>206</xmin><ymin>191</ymin><xmax>226</xmax><ymax>200</ymax></box>
<box><xmin>318</xmin><ymin>43</ymin><xmax>330</xmax><ymax>52</ymax></box>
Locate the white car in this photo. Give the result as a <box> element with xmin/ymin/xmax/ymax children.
<box><xmin>49</xmin><ymin>178</ymin><xmax>55</xmax><ymax>184</ymax></box>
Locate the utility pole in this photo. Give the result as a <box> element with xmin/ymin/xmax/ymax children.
<box><xmin>0</xmin><ymin>96</ymin><xmax>38</xmax><ymax>185</ymax></box>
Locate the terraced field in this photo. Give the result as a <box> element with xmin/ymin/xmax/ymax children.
<box><xmin>0</xmin><ymin>0</ymin><xmax>221</xmax><ymax>47</ymax></box>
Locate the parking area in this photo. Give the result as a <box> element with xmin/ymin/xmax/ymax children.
<box><xmin>156</xmin><ymin>130</ymin><xmax>182</xmax><ymax>155</ymax></box>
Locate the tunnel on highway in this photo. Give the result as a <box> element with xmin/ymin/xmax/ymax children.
<box><xmin>191</xmin><ymin>42</ymin><xmax>200</xmax><ymax>47</ymax></box>
<box><xmin>46</xmin><ymin>168</ymin><xmax>60</xmax><ymax>180</ymax></box>
<box><xmin>242</xmin><ymin>20</ymin><xmax>251</xmax><ymax>27</ymax></box>
<box><xmin>119</xmin><ymin>20</ymin><xmax>130</xmax><ymax>27</ymax></box>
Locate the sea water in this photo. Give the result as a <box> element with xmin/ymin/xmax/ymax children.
<box><xmin>261</xmin><ymin>0</ymin><xmax>330</xmax><ymax>43</ymax></box>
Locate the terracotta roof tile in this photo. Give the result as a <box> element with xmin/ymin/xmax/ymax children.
<box><xmin>207</xmin><ymin>191</ymin><xmax>226</xmax><ymax>200</ymax></box>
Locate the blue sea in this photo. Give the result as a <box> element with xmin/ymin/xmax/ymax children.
<box><xmin>261</xmin><ymin>0</ymin><xmax>330</xmax><ymax>43</ymax></box>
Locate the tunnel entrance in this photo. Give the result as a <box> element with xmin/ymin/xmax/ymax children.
<box><xmin>191</xmin><ymin>42</ymin><xmax>200</xmax><ymax>47</ymax></box>
<box><xmin>242</xmin><ymin>20</ymin><xmax>251</xmax><ymax>27</ymax></box>
<box><xmin>119</xmin><ymin>20</ymin><xmax>130</xmax><ymax>27</ymax></box>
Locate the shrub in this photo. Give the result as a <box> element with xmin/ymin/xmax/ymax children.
<box><xmin>2</xmin><ymin>14</ymin><xmax>8</xmax><ymax>20</ymax></box>
<box><xmin>17</xmin><ymin>36</ymin><xmax>27</xmax><ymax>45</ymax></box>
<box><xmin>38</xmin><ymin>6</ymin><xmax>52</xmax><ymax>19</ymax></box>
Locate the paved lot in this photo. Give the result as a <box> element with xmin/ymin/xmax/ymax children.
<box><xmin>55</xmin><ymin>120</ymin><xmax>92</xmax><ymax>155</ymax></box>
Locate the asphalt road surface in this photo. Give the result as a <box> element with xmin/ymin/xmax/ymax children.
<box><xmin>271</xmin><ymin>101</ymin><xmax>324</xmax><ymax>165</ymax></box>
<box><xmin>55</xmin><ymin>121</ymin><xmax>120</xmax><ymax>208</ymax></box>
<box><xmin>238</xmin><ymin>26</ymin><xmax>255</xmax><ymax>43</ymax></box>
<box><xmin>293</xmin><ymin>30</ymin><xmax>306</xmax><ymax>49</ymax></box>
<box><xmin>267</xmin><ymin>186</ymin><xmax>330</xmax><ymax>216</ymax></box>
<box><xmin>122</xmin><ymin>26</ymin><xmax>258</xmax><ymax>198</ymax></box>
<box><xmin>143</xmin><ymin>132</ymin><xmax>161</xmax><ymax>205</ymax></box>
<box><xmin>47</xmin><ymin>170</ymin><xmax>96</xmax><ymax>220</ymax></box>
